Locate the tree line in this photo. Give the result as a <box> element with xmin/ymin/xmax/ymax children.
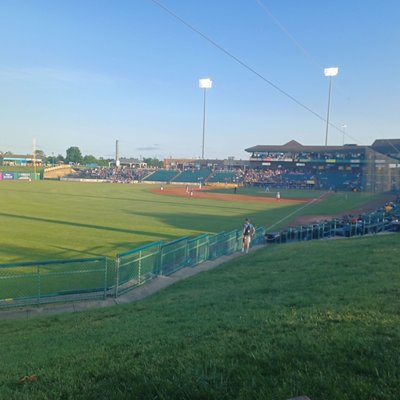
<box><xmin>0</xmin><ymin>147</ymin><xmax>162</xmax><ymax>168</ymax></box>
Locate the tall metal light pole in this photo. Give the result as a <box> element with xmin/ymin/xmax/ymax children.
<box><xmin>324</xmin><ymin>67</ymin><xmax>339</xmax><ymax>146</ymax></box>
<box><xmin>199</xmin><ymin>78</ymin><xmax>212</xmax><ymax>159</ymax></box>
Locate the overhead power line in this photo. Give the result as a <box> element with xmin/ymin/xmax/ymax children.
<box><xmin>255</xmin><ymin>0</ymin><xmax>322</xmax><ymax>70</ymax></box>
<box><xmin>254</xmin><ymin>0</ymin><xmax>366</xmax><ymax>146</ymax></box>
<box><xmin>150</xmin><ymin>0</ymin><xmax>363</xmax><ymax>144</ymax></box>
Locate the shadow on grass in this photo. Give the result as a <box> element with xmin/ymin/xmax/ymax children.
<box><xmin>129</xmin><ymin>205</ymin><xmax>301</xmax><ymax>235</ymax></box>
<box><xmin>0</xmin><ymin>211</ymin><xmax>178</xmax><ymax>240</ymax></box>
<box><xmin>1</xmin><ymin>185</ymin><xmax>255</xmax><ymax>213</ymax></box>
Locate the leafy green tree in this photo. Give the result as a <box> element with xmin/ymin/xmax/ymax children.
<box><xmin>97</xmin><ymin>158</ymin><xmax>112</xmax><ymax>167</ymax></box>
<box><xmin>83</xmin><ymin>155</ymin><xmax>98</xmax><ymax>165</ymax></box>
<box><xmin>56</xmin><ymin>154</ymin><xmax>65</xmax><ymax>163</ymax></box>
<box><xmin>35</xmin><ymin>149</ymin><xmax>47</xmax><ymax>163</ymax></box>
<box><xmin>66</xmin><ymin>146</ymin><xmax>83</xmax><ymax>164</ymax></box>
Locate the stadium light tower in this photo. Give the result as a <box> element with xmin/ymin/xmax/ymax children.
<box><xmin>199</xmin><ymin>78</ymin><xmax>212</xmax><ymax>159</ymax></box>
<box><xmin>324</xmin><ymin>67</ymin><xmax>339</xmax><ymax>146</ymax></box>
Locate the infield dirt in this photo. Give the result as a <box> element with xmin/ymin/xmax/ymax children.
<box><xmin>150</xmin><ymin>185</ymin><xmax>307</xmax><ymax>205</ymax></box>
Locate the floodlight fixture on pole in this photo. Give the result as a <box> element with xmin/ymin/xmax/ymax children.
<box><xmin>199</xmin><ymin>78</ymin><xmax>212</xmax><ymax>159</ymax></box>
<box><xmin>324</xmin><ymin>67</ymin><xmax>339</xmax><ymax>146</ymax></box>
<box><xmin>341</xmin><ymin>124</ymin><xmax>347</xmax><ymax>146</ymax></box>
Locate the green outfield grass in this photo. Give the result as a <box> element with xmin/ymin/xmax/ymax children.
<box><xmin>208</xmin><ymin>186</ymin><xmax>389</xmax><ymax>230</ymax></box>
<box><xmin>0</xmin><ymin>181</ymin><xmax>390</xmax><ymax>263</ymax></box>
<box><xmin>1</xmin><ymin>234</ymin><xmax>399</xmax><ymax>399</ymax></box>
<box><xmin>209</xmin><ymin>186</ymin><xmax>325</xmax><ymax>199</ymax></box>
<box><xmin>210</xmin><ymin>185</ymin><xmax>384</xmax><ymax>201</ymax></box>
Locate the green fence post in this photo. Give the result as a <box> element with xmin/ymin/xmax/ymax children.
<box><xmin>157</xmin><ymin>242</ymin><xmax>162</xmax><ymax>275</ymax></box>
<box><xmin>103</xmin><ymin>258</ymin><xmax>108</xmax><ymax>300</ymax></box>
<box><xmin>206</xmin><ymin>235</ymin><xmax>210</xmax><ymax>261</ymax></box>
<box><xmin>138</xmin><ymin>250</ymin><xmax>142</xmax><ymax>284</ymax></box>
<box><xmin>115</xmin><ymin>256</ymin><xmax>120</xmax><ymax>298</ymax></box>
<box><xmin>193</xmin><ymin>237</ymin><xmax>199</xmax><ymax>266</ymax></box>
<box><xmin>184</xmin><ymin>239</ymin><xmax>189</xmax><ymax>265</ymax></box>
<box><xmin>37</xmin><ymin>264</ymin><xmax>41</xmax><ymax>305</ymax></box>
<box><xmin>160</xmin><ymin>247</ymin><xmax>165</xmax><ymax>276</ymax></box>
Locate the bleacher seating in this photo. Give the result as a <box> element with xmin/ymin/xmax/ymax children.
<box><xmin>283</xmin><ymin>173</ymin><xmax>314</xmax><ymax>182</ymax></box>
<box><xmin>316</xmin><ymin>172</ymin><xmax>359</xmax><ymax>190</ymax></box>
<box><xmin>172</xmin><ymin>169</ymin><xmax>211</xmax><ymax>183</ymax></box>
<box><xmin>207</xmin><ymin>171</ymin><xmax>237</xmax><ymax>183</ymax></box>
<box><xmin>142</xmin><ymin>169</ymin><xmax>180</xmax><ymax>182</ymax></box>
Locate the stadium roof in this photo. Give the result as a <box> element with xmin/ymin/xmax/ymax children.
<box><xmin>1</xmin><ymin>154</ymin><xmax>35</xmax><ymax>159</ymax></box>
<box><xmin>245</xmin><ymin>140</ymin><xmax>365</xmax><ymax>153</ymax></box>
<box><xmin>1</xmin><ymin>155</ymin><xmax>42</xmax><ymax>161</ymax></box>
<box><xmin>371</xmin><ymin>139</ymin><xmax>400</xmax><ymax>147</ymax></box>
<box><xmin>371</xmin><ymin>139</ymin><xmax>400</xmax><ymax>152</ymax></box>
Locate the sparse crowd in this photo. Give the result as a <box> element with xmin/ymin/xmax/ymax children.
<box><xmin>67</xmin><ymin>166</ymin><xmax>363</xmax><ymax>191</ymax></box>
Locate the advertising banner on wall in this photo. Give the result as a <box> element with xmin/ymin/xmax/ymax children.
<box><xmin>2</xmin><ymin>172</ymin><xmax>15</xmax><ymax>180</ymax></box>
<box><xmin>0</xmin><ymin>172</ymin><xmax>40</xmax><ymax>181</ymax></box>
<box><xmin>17</xmin><ymin>172</ymin><xmax>32</xmax><ymax>180</ymax></box>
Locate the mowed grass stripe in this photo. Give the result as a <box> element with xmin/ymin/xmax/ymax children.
<box><xmin>0</xmin><ymin>181</ymin><xmax>278</xmax><ymax>262</ymax></box>
<box><xmin>0</xmin><ymin>181</ymin><xmax>389</xmax><ymax>262</ymax></box>
<box><xmin>0</xmin><ymin>235</ymin><xmax>399</xmax><ymax>399</ymax></box>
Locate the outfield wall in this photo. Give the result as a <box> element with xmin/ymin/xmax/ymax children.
<box><xmin>0</xmin><ymin>172</ymin><xmax>40</xmax><ymax>180</ymax></box>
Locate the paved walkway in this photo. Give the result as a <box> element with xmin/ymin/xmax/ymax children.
<box><xmin>0</xmin><ymin>248</ymin><xmax>261</xmax><ymax>321</ymax></box>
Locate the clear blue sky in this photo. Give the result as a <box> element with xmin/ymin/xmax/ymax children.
<box><xmin>1</xmin><ymin>0</ymin><xmax>399</xmax><ymax>160</ymax></box>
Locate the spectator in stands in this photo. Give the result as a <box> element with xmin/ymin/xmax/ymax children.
<box><xmin>385</xmin><ymin>203</ymin><xmax>393</xmax><ymax>213</ymax></box>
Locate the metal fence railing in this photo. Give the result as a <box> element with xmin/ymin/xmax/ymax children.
<box><xmin>159</xmin><ymin>237</ymin><xmax>190</xmax><ymax>276</ymax></box>
<box><xmin>265</xmin><ymin>210</ymin><xmax>398</xmax><ymax>244</ymax></box>
<box><xmin>0</xmin><ymin>228</ymin><xmax>265</xmax><ymax>308</ymax></box>
<box><xmin>187</xmin><ymin>234</ymin><xmax>209</xmax><ymax>267</ymax></box>
<box><xmin>0</xmin><ymin>257</ymin><xmax>108</xmax><ymax>308</ymax></box>
<box><xmin>115</xmin><ymin>241</ymin><xmax>163</xmax><ymax>297</ymax></box>
<box><xmin>1</xmin><ymin>204</ymin><xmax>398</xmax><ymax>309</ymax></box>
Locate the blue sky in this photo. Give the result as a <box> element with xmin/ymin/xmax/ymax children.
<box><xmin>1</xmin><ymin>0</ymin><xmax>399</xmax><ymax>160</ymax></box>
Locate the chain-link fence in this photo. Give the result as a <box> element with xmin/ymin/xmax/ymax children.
<box><xmin>0</xmin><ymin>257</ymin><xmax>108</xmax><ymax>308</ymax></box>
<box><xmin>1</xmin><ymin>207</ymin><xmax>398</xmax><ymax>309</ymax></box>
<box><xmin>114</xmin><ymin>241</ymin><xmax>163</xmax><ymax>297</ymax></box>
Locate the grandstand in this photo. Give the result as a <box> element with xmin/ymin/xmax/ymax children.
<box><xmin>33</xmin><ymin>137</ymin><xmax>399</xmax><ymax>192</ymax></box>
<box><xmin>245</xmin><ymin>139</ymin><xmax>400</xmax><ymax>192</ymax></box>
<box><xmin>172</xmin><ymin>168</ymin><xmax>211</xmax><ymax>183</ymax></box>
<box><xmin>207</xmin><ymin>170</ymin><xmax>238</xmax><ymax>184</ymax></box>
<box><xmin>142</xmin><ymin>169</ymin><xmax>180</xmax><ymax>183</ymax></box>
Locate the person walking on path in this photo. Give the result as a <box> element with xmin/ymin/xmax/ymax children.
<box><xmin>241</xmin><ymin>218</ymin><xmax>255</xmax><ymax>254</ymax></box>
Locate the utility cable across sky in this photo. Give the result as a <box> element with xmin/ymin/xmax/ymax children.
<box><xmin>150</xmin><ymin>0</ymin><xmax>362</xmax><ymax>144</ymax></box>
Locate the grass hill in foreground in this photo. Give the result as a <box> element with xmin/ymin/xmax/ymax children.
<box><xmin>1</xmin><ymin>234</ymin><xmax>399</xmax><ymax>400</ymax></box>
